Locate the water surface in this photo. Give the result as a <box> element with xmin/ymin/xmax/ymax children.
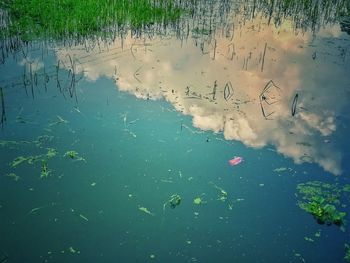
<box><xmin>1</xmin><ymin>4</ymin><xmax>350</xmax><ymax>263</ymax></box>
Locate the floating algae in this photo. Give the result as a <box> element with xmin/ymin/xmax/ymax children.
<box><xmin>296</xmin><ymin>181</ymin><xmax>348</xmax><ymax>227</ymax></box>
<box><xmin>68</xmin><ymin>246</ymin><xmax>79</xmax><ymax>254</ymax></box>
<box><xmin>314</xmin><ymin>230</ymin><xmax>321</xmax><ymax>238</ymax></box>
<box><xmin>0</xmin><ymin>140</ymin><xmax>31</xmax><ymax>148</ymax></box>
<box><xmin>273</xmin><ymin>167</ymin><xmax>289</xmax><ymax>173</ymax></box>
<box><xmin>48</xmin><ymin>115</ymin><xmax>68</xmax><ymax>127</ymax></box>
<box><xmin>211</xmin><ymin>183</ymin><xmax>228</xmax><ymax>202</ymax></box>
<box><xmin>40</xmin><ymin>160</ymin><xmax>51</xmax><ymax>178</ymax></box>
<box><xmin>64</xmin><ymin>150</ymin><xmax>78</xmax><ymax>159</ymax></box>
<box><xmin>5</xmin><ymin>173</ymin><xmax>21</xmax><ymax>181</ymax></box>
<box><xmin>193</xmin><ymin>194</ymin><xmax>206</xmax><ymax>205</ymax></box>
<box><xmin>193</xmin><ymin>197</ymin><xmax>202</xmax><ymax>205</ymax></box>
<box><xmin>28</xmin><ymin>205</ymin><xmax>47</xmax><ymax>215</ymax></box>
<box><xmin>10</xmin><ymin>156</ymin><xmax>28</xmax><ymax>167</ymax></box>
<box><xmin>138</xmin><ymin>206</ymin><xmax>154</xmax><ymax>216</ymax></box>
<box><xmin>345</xmin><ymin>244</ymin><xmax>350</xmax><ymax>262</ymax></box>
<box><xmin>304</xmin><ymin>237</ymin><xmax>314</xmax><ymax>242</ymax></box>
<box><xmin>10</xmin><ymin>148</ymin><xmax>57</xmax><ymax>170</ymax></box>
<box><xmin>64</xmin><ymin>150</ymin><xmax>86</xmax><ymax>162</ymax></box>
<box><xmin>10</xmin><ymin>154</ymin><xmax>44</xmax><ymax>167</ymax></box>
<box><xmin>163</xmin><ymin>194</ymin><xmax>181</xmax><ymax>211</ymax></box>
<box><xmin>34</xmin><ymin>135</ymin><xmax>54</xmax><ymax>147</ymax></box>
<box><xmin>79</xmin><ymin>214</ymin><xmax>89</xmax><ymax>221</ymax></box>
<box><xmin>46</xmin><ymin>148</ymin><xmax>57</xmax><ymax>159</ymax></box>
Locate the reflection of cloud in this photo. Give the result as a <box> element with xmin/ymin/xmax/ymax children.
<box><xmin>19</xmin><ymin>57</ymin><xmax>44</xmax><ymax>72</ymax></box>
<box><xmin>190</xmin><ymin>105</ymin><xmax>224</xmax><ymax>133</ymax></box>
<box><xmin>224</xmin><ymin>117</ymin><xmax>262</xmax><ymax>147</ymax></box>
<box><xmin>56</xmin><ymin>16</ymin><xmax>349</xmax><ymax>175</ymax></box>
<box><xmin>299</xmin><ymin>111</ymin><xmax>336</xmax><ymax>136</ymax></box>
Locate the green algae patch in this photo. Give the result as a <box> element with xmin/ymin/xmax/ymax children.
<box><xmin>163</xmin><ymin>194</ymin><xmax>181</xmax><ymax>211</ymax></box>
<box><xmin>193</xmin><ymin>197</ymin><xmax>203</xmax><ymax>205</ymax></box>
<box><xmin>211</xmin><ymin>183</ymin><xmax>228</xmax><ymax>202</ymax></box>
<box><xmin>5</xmin><ymin>172</ymin><xmax>20</xmax><ymax>181</ymax></box>
<box><xmin>10</xmin><ymin>147</ymin><xmax>58</xmax><ymax>168</ymax></box>
<box><xmin>345</xmin><ymin>244</ymin><xmax>350</xmax><ymax>262</ymax></box>
<box><xmin>138</xmin><ymin>206</ymin><xmax>154</xmax><ymax>216</ymax></box>
<box><xmin>193</xmin><ymin>194</ymin><xmax>206</xmax><ymax>205</ymax></box>
<box><xmin>64</xmin><ymin>150</ymin><xmax>78</xmax><ymax>159</ymax></box>
<box><xmin>34</xmin><ymin>135</ymin><xmax>54</xmax><ymax>147</ymax></box>
<box><xmin>296</xmin><ymin>181</ymin><xmax>348</xmax><ymax>227</ymax></box>
<box><xmin>10</xmin><ymin>156</ymin><xmax>28</xmax><ymax>167</ymax></box>
<box><xmin>0</xmin><ymin>140</ymin><xmax>31</xmax><ymax>148</ymax></box>
<box><xmin>64</xmin><ymin>150</ymin><xmax>86</xmax><ymax>162</ymax></box>
<box><xmin>46</xmin><ymin>148</ymin><xmax>57</xmax><ymax>159</ymax></box>
<box><xmin>40</xmin><ymin>159</ymin><xmax>51</xmax><ymax>179</ymax></box>
<box><xmin>10</xmin><ymin>154</ymin><xmax>43</xmax><ymax>167</ymax></box>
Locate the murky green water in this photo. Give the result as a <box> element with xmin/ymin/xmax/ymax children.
<box><xmin>1</xmin><ymin>2</ymin><xmax>350</xmax><ymax>263</ymax></box>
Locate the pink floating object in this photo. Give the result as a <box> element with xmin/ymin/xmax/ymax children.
<box><xmin>228</xmin><ymin>156</ymin><xmax>243</xmax><ymax>166</ymax></box>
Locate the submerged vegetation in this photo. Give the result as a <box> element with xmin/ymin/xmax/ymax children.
<box><xmin>296</xmin><ymin>181</ymin><xmax>350</xmax><ymax>227</ymax></box>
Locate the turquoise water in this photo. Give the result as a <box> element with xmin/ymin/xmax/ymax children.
<box><xmin>1</xmin><ymin>8</ymin><xmax>350</xmax><ymax>263</ymax></box>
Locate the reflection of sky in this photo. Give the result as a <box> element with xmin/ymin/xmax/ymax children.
<box><xmin>57</xmin><ymin>16</ymin><xmax>350</xmax><ymax>175</ymax></box>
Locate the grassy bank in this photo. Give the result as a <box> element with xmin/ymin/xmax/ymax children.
<box><xmin>0</xmin><ymin>0</ymin><xmax>349</xmax><ymax>42</ymax></box>
<box><xmin>1</xmin><ymin>0</ymin><xmax>183</xmax><ymax>40</ymax></box>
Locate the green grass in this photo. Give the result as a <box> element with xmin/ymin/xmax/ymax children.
<box><xmin>1</xmin><ymin>0</ymin><xmax>182</xmax><ymax>40</ymax></box>
<box><xmin>1</xmin><ymin>0</ymin><xmax>349</xmax><ymax>42</ymax></box>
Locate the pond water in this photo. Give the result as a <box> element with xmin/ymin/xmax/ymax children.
<box><xmin>0</xmin><ymin>3</ymin><xmax>350</xmax><ymax>263</ymax></box>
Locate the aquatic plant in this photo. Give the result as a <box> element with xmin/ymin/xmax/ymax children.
<box><xmin>299</xmin><ymin>197</ymin><xmax>346</xmax><ymax>226</ymax></box>
<box><xmin>193</xmin><ymin>195</ymin><xmax>209</xmax><ymax>205</ymax></box>
<box><xmin>211</xmin><ymin>183</ymin><xmax>228</xmax><ymax>202</ymax></box>
<box><xmin>138</xmin><ymin>206</ymin><xmax>155</xmax><ymax>216</ymax></box>
<box><xmin>64</xmin><ymin>150</ymin><xmax>78</xmax><ymax>159</ymax></box>
<box><xmin>0</xmin><ymin>140</ymin><xmax>30</xmax><ymax>147</ymax></box>
<box><xmin>10</xmin><ymin>156</ymin><xmax>28</xmax><ymax>167</ymax></box>
<box><xmin>46</xmin><ymin>148</ymin><xmax>57</xmax><ymax>159</ymax></box>
<box><xmin>296</xmin><ymin>181</ymin><xmax>348</xmax><ymax>227</ymax></box>
<box><xmin>345</xmin><ymin>244</ymin><xmax>350</xmax><ymax>262</ymax></box>
<box><xmin>163</xmin><ymin>194</ymin><xmax>181</xmax><ymax>210</ymax></box>
<box><xmin>5</xmin><ymin>172</ymin><xmax>20</xmax><ymax>181</ymax></box>
<box><xmin>63</xmin><ymin>150</ymin><xmax>86</xmax><ymax>162</ymax></box>
<box><xmin>40</xmin><ymin>159</ymin><xmax>51</xmax><ymax>178</ymax></box>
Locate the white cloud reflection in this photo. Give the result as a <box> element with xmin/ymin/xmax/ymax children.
<box><xmin>56</xmin><ymin>16</ymin><xmax>350</xmax><ymax>175</ymax></box>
